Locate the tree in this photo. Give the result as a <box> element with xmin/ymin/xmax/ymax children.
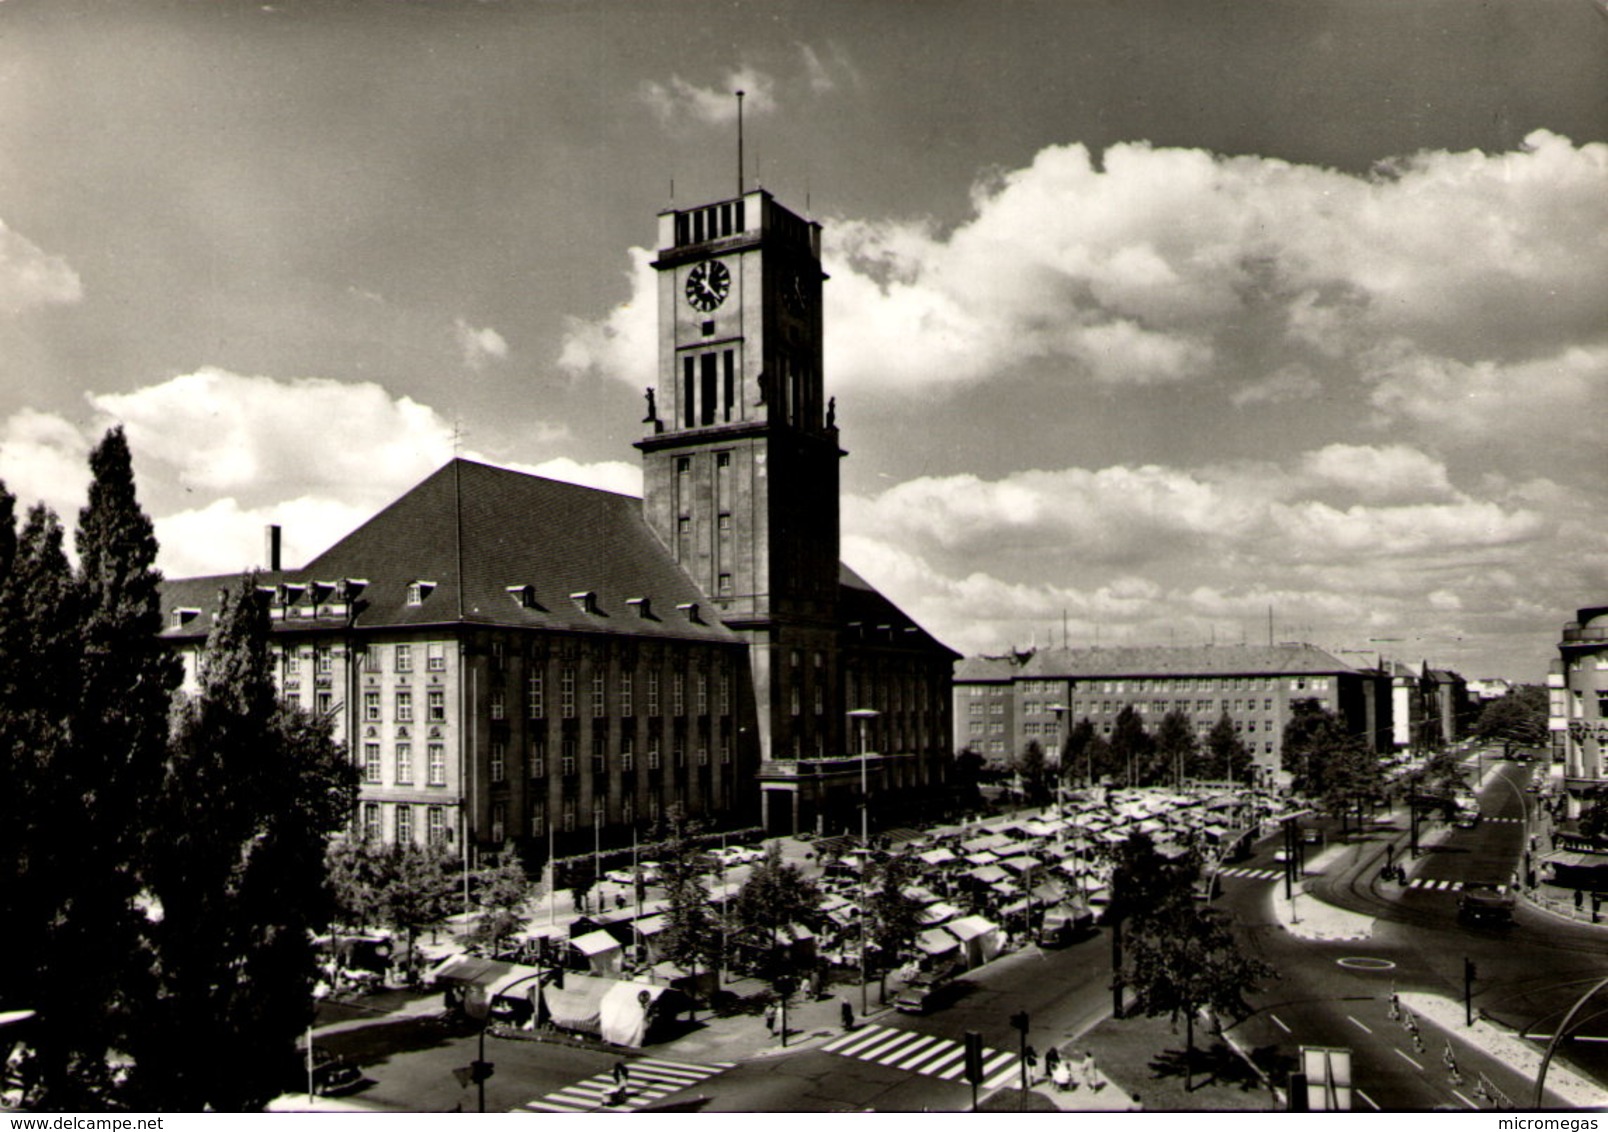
<box><xmin>653</xmin><ymin>808</ymin><xmax>718</xmax><ymax>1012</ymax></box>
<box><xmin>863</xmin><ymin>852</ymin><xmax>925</xmax><ymax>1001</ymax></box>
<box><xmin>1110</xmin><ymin>832</ymin><xmax>1199</xmax><ymax>922</ymax></box>
<box><xmin>1108</xmin><ymin>706</ymin><xmax>1154</xmax><ymax>788</ymax></box>
<box><xmin>1201</xmin><ymin>712</ymin><xmax>1252</xmax><ymax>784</ymax></box>
<box><xmin>0</xmin><ymin>502</ymin><xmax>85</xmax><ymax>1107</ymax></box>
<box><xmin>1123</xmin><ymin>899</ymin><xmax>1276</xmax><ymax>1089</ymax></box>
<box><xmin>1579</xmin><ymin>798</ymin><xmax>1608</xmax><ymax>843</ymax></box>
<box><xmin>133</xmin><ymin>574</ymin><xmax>356</xmax><ymax>1111</ymax></box>
<box><xmin>1064</xmin><ymin>718</ymin><xmax>1098</xmax><ymax>786</ymax></box>
<box><xmin>328</xmin><ymin>840</ymin><xmax>456</xmax><ymax>976</ymax></box>
<box><xmin>1283</xmin><ymin>700</ymin><xmax>1381</xmax><ymax>830</ymax></box>
<box><xmin>733</xmin><ymin>845</ymin><xmax>822</xmax><ymax>983</ymax></box>
<box><xmin>1475</xmin><ymin>686</ymin><xmax>1549</xmax><ymax>758</ymax></box>
<box><xmin>470</xmin><ymin>847</ymin><xmax>531</xmax><ymax>954</ymax></box>
<box><xmin>1154</xmin><ymin>710</ymin><xmax>1198</xmax><ymax>788</ymax></box>
<box><xmin>952</xmin><ymin>747</ymin><xmax>986</xmax><ymax>812</ymax></box>
<box><xmin>1013</xmin><ymin>740</ymin><xmax>1050</xmax><ymax>805</ymax></box>
<box><xmin>11</xmin><ymin>430</ymin><xmax>185</xmax><ymax>1109</ymax></box>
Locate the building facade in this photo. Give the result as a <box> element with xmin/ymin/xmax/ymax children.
<box><xmin>953</xmin><ymin>644</ymin><xmax>1392</xmax><ymax>785</ymax></box>
<box><xmin>1554</xmin><ymin>604</ymin><xmax>1608</xmax><ymax>814</ymax></box>
<box><xmin>161</xmin><ymin>187</ymin><xmax>955</xmax><ymax>857</ymax></box>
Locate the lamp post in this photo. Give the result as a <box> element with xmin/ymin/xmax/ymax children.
<box><xmin>1049</xmin><ymin>705</ymin><xmax>1069</xmax><ymax>815</ymax></box>
<box><xmin>848</xmin><ymin>707</ymin><xmax>880</xmax><ymax>1018</ymax></box>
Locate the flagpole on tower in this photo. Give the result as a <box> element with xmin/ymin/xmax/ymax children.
<box><xmin>736</xmin><ymin>90</ymin><xmax>745</xmax><ymax>195</ymax></box>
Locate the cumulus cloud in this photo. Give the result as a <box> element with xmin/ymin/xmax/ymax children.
<box><xmin>0</xmin><ymin>369</ymin><xmax>632</xmax><ymax>578</ymax></box>
<box><xmin>1232</xmin><ymin>365</ymin><xmax>1321</xmax><ymax>406</ymax></box>
<box><xmin>0</xmin><ymin>220</ymin><xmax>83</xmax><ymax>315</ymax></box>
<box><xmin>641</xmin><ymin>67</ymin><xmax>776</xmax><ymax>125</ymax></box>
<box><xmin>454</xmin><ymin>317</ymin><xmax>508</xmax><ymax>370</ymax></box>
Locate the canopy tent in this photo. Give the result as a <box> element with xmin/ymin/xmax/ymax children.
<box><xmin>918</xmin><ymin>847</ymin><xmax>958</xmax><ymax>867</ymax></box>
<box><xmin>964</xmin><ymin>852</ymin><xmax>1000</xmax><ymax>866</ymax></box>
<box><xmin>920</xmin><ymin>901</ymin><xmax>963</xmax><ymax>926</ymax></box>
<box><xmin>916</xmin><ymin>928</ymin><xmax>961</xmax><ymax>958</ymax></box>
<box><xmin>431</xmin><ymin>956</ymin><xmax>517</xmax><ymax>1019</ymax></box>
<box><xmin>967</xmin><ymin>864</ymin><xmax>1009</xmax><ymax>885</ymax></box>
<box><xmin>944</xmin><ymin>915</ymin><xmax>1002</xmax><ymax>968</ymax></box>
<box><xmin>571</xmin><ymin>930</ymin><xmax>625</xmax><ymax>977</ymax></box>
<box><xmin>598</xmin><ymin>980</ymin><xmax>684</xmax><ymax>1049</ymax></box>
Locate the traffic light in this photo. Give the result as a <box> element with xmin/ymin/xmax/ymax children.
<box><xmin>1009</xmin><ymin>1010</ymin><xmax>1030</xmax><ymax>1034</ymax></box>
<box><xmin>963</xmin><ymin>1031</ymin><xmax>986</xmax><ymax>1085</ymax></box>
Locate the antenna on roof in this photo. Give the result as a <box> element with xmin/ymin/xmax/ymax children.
<box><xmin>736</xmin><ymin>90</ymin><xmax>745</xmax><ymax>195</ymax></box>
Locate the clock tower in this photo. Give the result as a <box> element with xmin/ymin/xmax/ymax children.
<box><xmin>637</xmin><ymin>190</ymin><xmax>843</xmax><ymax>764</ymax></box>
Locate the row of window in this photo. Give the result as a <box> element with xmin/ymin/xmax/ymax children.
<box><xmin>362</xmin><ymin>801</ymin><xmax>449</xmax><ymax>845</ymax></box>
<box><xmin>363</xmin><ymin>689</ymin><xmax>449</xmax><ymax>724</ymax></box>
<box><xmin>969</xmin><ymin>676</ymin><xmax>1336</xmax><ymax>698</ymax></box>
<box><xmin>522</xmin><ymin>669</ymin><xmax>732</xmax><ymax>720</ymax></box>
<box><xmin>293</xmin><ymin>643</ymin><xmax>449</xmax><ymax>675</ymax></box>
<box><xmin>362</xmin><ymin>742</ymin><xmax>448</xmax><ymax>786</ymax></box>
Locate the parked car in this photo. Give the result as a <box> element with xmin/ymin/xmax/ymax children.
<box><xmin>1458</xmin><ymin>883</ymin><xmax>1516</xmax><ymax>925</ymax></box>
<box><xmin>291</xmin><ymin>1047</ymin><xmax>364</xmax><ymax>1097</ymax></box>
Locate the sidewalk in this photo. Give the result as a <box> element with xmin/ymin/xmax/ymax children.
<box><xmin>1067</xmin><ymin>1010</ymin><xmax>1273</xmax><ymax>1111</ymax></box>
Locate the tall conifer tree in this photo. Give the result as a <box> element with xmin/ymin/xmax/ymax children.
<box><xmin>136</xmin><ymin>575</ymin><xmax>356</xmax><ymax>1110</ymax></box>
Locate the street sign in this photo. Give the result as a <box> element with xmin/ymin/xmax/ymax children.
<box><xmin>1300</xmin><ymin>1046</ymin><xmax>1352</xmax><ymax>1111</ymax></box>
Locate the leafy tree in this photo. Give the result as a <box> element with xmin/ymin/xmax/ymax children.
<box><xmin>1154</xmin><ymin>710</ymin><xmax>1198</xmax><ymax>788</ymax></box>
<box><xmin>1063</xmin><ymin>717</ymin><xmax>1098</xmax><ymax>786</ymax></box>
<box><xmin>952</xmin><ymin>747</ymin><xmax>986</xmax><ymax>812</ymax></box>
<box><xmin>1203</xmin><ymin>713</ymin><xmax>1253</xmax><ymax>784</ymax></box>
<box><xmin>1108</xmin><ymin>706</ymin><xmax>1154</xmax><ymax>788</ymax></box>
<box><xmin>863</xmin><ymin>852</ymin><xmax>925</xmax><ymax>1000</ymax></box>
<box><xmin>0</xmin><ymin>503</ymin><xmax>86</xmax><ymax>1107</ymax></box>
<box><xmin>471</xmin><ymin>846</ymin><xmax>531</xmax><ymax>953</ymax></box>
<box><xmin>1579</xmin><ymin>798</ymin><xmax>1608</xmax><ymax>843</ymax></box>
<box><xmin>653</xmin><ymin>808</ymin><xmax>718</xmax><ymax>1012</ymax></box>
<box><xmin>734</xmin><ymin>844</ymin><xmax>822</xmax><ymax>983</ymax></box>
<box><xmin>328</xmin><ymin>840</ymin><xmax>456</xmax><ymax>975</ymax></box>
<box><xmin>1013</xmin><ymin>739</ymin><xmax>1051</xmax><ymax>805</ymax></box>
<box><xmin>1123</xmin><ymin>899</ymin><xmax>1276</xmax><ymax>1089</ymax></box>
<box><xmin>1110</xmin><ymin>832</ymin><xmax>1199</xmax><ymax>921</ymax></box>
<box><xmin>1283</xmin><ymin>700</ymin><xmax>1382</xmax><ymax>829</ymax></box>
<box><xmin>1475</xmin><ymin>686</ymin><xmax>1549</xmax><ymax>758</ymax></box>
<box><xmin>1084</xmin><ymin>730</ymin><xmax>1114</xmax><ymax>785</ymax></box>
<box><xmin>133</xmin><ymin>575</ymin><xmax>356</xmax><ymax>1111</ymax></box>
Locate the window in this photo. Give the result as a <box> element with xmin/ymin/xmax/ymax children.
<box><xmin>427</xmin><ymin>643</ymin><xmax>445</xmax><ymax>671</ymax></box>
<box><xmin>561</xmin><ymin>738</ymin><xmax>576</xmax><ymax>776</ymax></box>
<box><xmin>428</xmin><ymin>744</ymin><xmax>446</xmax><ymax>786</ymax></box>
<box><xmin>362</xmin><ymin>803</ymin><xmax>381</xmax><ymax>842</ymax></box>
<box><xmin>364</xmin><ymin>691</ymin><xmax>381</xmax><ymax>723</ymax></box>
<box><xmin>718</xmin><ymin>573</ymin><xmax>733</xmax><ymax>596</ymax></box>
<box><xmin>562</xmin><ymin>801</ymin><xmax>576</xmax><ymax>833</ymax></box>
<box><xmin>790</xmin><ymin>686</ymin><xmax>801</xmax><ymax>716</ymax></box>
<box><xmin>813</xmin><ymin>683</ymin><xmax>823</xmax><ymax>715</ymax></box>
<box><xmin>593</xmin><ymin>671</ymin><xmax>606</xmax><ymax>718</ymax></box>
<box><xmin>697</xmin><ymin>746</ymin><xmax>709</xmax><ymax>767</ymax></box>
<box><xmin>621</xmin><ymin>734</ymin><xmax>635</xmax><ymax>772</ymax></box>
<box><xmin>316</xmin><ymin>691</ymin><xmax>333</xmax><ymax>716</ymax></box>
<box><xmin>490</xmin><ymin>801</ymin><xmax>506</xmax><ymax>843</ymax></box>
<box><xmin>647</xmin><ymin>742</ymin><xmax>661</xmax><ymax>771</ymax></box>
<box><xmin>367</xmin><ymin>645</ymin><xmax>386</xmax><ymax>671</ymax></box>
<box><xmin>647</xmin><ymin>671</ymin><xmax>660</xmax><ymax>716</ymax></box>
<box><xmin>622</xmin><ymin>796</ymin><xmax>634</xmax><ymax>825</ymax></box>
<box><xmin>491</xmin><ymin>689</ymin><xmax>506</xmax><ymax>720</ymax></box>
<box><xmin>673</xmin><ymin>745</ymin><xmax>685</xmax><ymax>769</ymax></box>
<box><xmin>316</xmin><ymin>648</ymin><xmax>333</xmax><ymax>676</ymax></box>
<box><xmin>530</xmin><ymin>809</ymin><xmax>545</xmax><ymax>838</ymax></box>
<box><xmin>720</xmin><ymin>738</ymin><xmax>731</xmax><ymax>765</ymax></box>
<box><xmin>591</xmin><ymin>735</ymin><xmax>606</xmax><ymax>776</ymax></box>
<box><xmin>530</xmin><ymin>734</ymin><xmax>546</xmax><ymax>778</ymax></box>
<box><xmin>395</xmin><ymin>743</ymin><xmax>413</xmax><ymax>785</ymax></box>
<box><xmin>647</xmin><ymin>794</ymin><xmax>660</xmax><ymax>822</ymax></box>
<box><xmin>696</xmin><ymin>673</ymin><xmax>708</xmax><ymax>716</ymax></box>
<box><xmin>561</xmin><ymin>667</ymin><xmax>576</xmax><ymax>718</ymax></box>
<box><xmin>720</xmin><ymin>669</ymin><xmax>731</xmax><ymax>715</ymax></box>
<box><xmin>490</xmin><ymin>740</ymin><xmax>506</xmax><ymax>783</ymax></box>
<box><xmin>527</xmin><ymin>672</ymin><xmax>545</xmax><ymax>718</ymax></box>
<box><xmin>428</xmin><ymin>806</ymin><xmax>446</xmax><ymax>845</ymax></box>
<box><xmin>395</xmin><ymin>804</ymin><xmax>413</xmax><ymax>844</ymax></box>
<box><xmin>970</xmin><ymin>703</ymin><xmax>985</xmax><ymax>717</ymax></box>
<box><xmin>395</xmin><ymin>643</ymin><xmax>413</xmax><ymax>673</ymax></box>
<box><xmin>396</xmin><ymin>690</ymin><xmax>413</xmax><ymax>722</ymax></box>
<box><xmin>672</xmin><ymin>672</ymin><xmax>685</xmax><ymax>717</ymax></box>
<box><xmin>620</xmin><ymin>672</ymin><xmax>634</xmax><ymax>717</ymax></box>
<box><xmin>428</xmin><ymin>690</ymin><xmax>445</xmax><ymax>722</ymax></box>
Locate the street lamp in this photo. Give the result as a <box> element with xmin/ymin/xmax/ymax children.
<box><xmin>848</xmin><ymin>707</ymin><xmax>880</xmax><ymax>1018</ymax></box>
<box><xmin>1049</xmin><ymin>705</ymin><xmax>1069</xmax><ymax>816</ymax></box>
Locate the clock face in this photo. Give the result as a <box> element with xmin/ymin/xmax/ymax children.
<box><xmin>685</xmin><ymin>260</ymin><xmax>731</xmax><ymax>312</ymax></box>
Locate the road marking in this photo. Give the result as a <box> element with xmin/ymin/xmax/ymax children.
<box><xmin>1394</xmin><ymin>1048</ymin><xmax>1423</xmax><ymax>1070</ymax></box>
<box><xmin>885</xmin><ymin>1034</ymin><xmax>945</xmax><ymax>1069</ymax></box>
<box><xmin>1348</xmin><ymin>1014</ymin><xmax>1373</xmax><ymax>1035</ymax></box>
<box><xmin>518</xmin><ymin>1058</ymin><xmax>734</xmax><ymax>1113</ymax></box>
<box><xmin>1452</xmin><ymin>1088</ymin><xmax>1478</xmax><ymax>1109</ymax></box>
<box><xmin>1356</xmin><ymin>1088</ymin><xmax>1380</xmax><ymax>1110</ymax></box>
<box><xmin>1270</xmin><ymin>1014</ymin><xmax>1291</xmax><ymax>1034</ymax></box>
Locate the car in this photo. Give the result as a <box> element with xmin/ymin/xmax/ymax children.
<box><xmin>1301</xmin><ymin>829</ymin><xmax>1324</xmax><ymax>846</ymax></box>
<box><xmin>893</xmin><ymin>975</ymin><xmax>962</xmax><ymax>1015</ymax></box>
<box><xmin>1454</xmin><ymin>811</ymin><xmax>1481</xmax><ymax>829</ymax></box>
<box><xmin>1274</xmin><ymin>848</ymin><xmax>1293</xmax><ymax>863</ymax></box>
<box><xmin>292</xmin><ymin>1047</ymin><xmax>364</xmax><ymax>1097</ymax></box>
<box><xmin>1458</xmin><ymin>883</ymin><xmax>1515</xmax><ymax>925</ymax></box>
<box><xmin>604</xmin><ymin>867</ymin><xmax>637</xmax><ymax>885</ymax></box>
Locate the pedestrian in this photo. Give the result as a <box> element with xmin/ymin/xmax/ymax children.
<box><xmin>840</xmin><ymin>999</ymin><xmax>855</xmax><ymax>1032</ymax></box>
<box><xmin>1045</xmin><ymin>1046</ymin><xmax>1060</xmax><ymax>1077</ymax></box>
<box><xmin>612</xmin><ymin>1060</ymin><xmax>629</xmax><ymax>1089</ymax></box>
<box><xmin>764</xmin><ymin>1001</ymin><xmax>777</xmax><ymax>1035</ymax></box>
<box><xmin>1576</xmin><ymin>889</ymin><xmax>1585</xmax><ymax>912</ymax></box>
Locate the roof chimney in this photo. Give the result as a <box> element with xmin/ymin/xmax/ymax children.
<box><xmin>264</xmin><ymin>524</ymin><xmax>282</xmax><ymax>572</ymax></box>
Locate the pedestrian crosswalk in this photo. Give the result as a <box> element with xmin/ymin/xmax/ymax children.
<box><xmin>821</xmin><ymin>1023</ymin><xmax>1022</xmax><ymax>1090</ymax></box>
<box><xmin>1216</xmin><ymin>866</ymin><xmax>1283</xmax><ymax>881</ymax></box>
<box><xmin>1484</xmin><ymin>817</ymin><xmax>1521</xmax><ymax>824</ymax></box>
<box><xmin>1406</xmin><ymin>877</ymin><xmax>1465</xmax><ymax>891</ymax></box>
<box><xmin>517</xmin><ymin>1057</ymin><xmax>734</xmax><ymax>1113</ymax></box>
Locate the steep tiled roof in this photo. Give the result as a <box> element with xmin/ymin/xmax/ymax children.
<box><xmin>953</xmin><ymin>655</ymin><xmax>1019</xmax><ymax>682</ymax></box>
<box><xmin>953</xmin><ymin>643</ymin><xmax>1359</xmax><ymax>681</ymax></box>
<box><xmin>161</xmin><ymin>460</ymin><xmax>735</xmax><ymax>645</ymax></box>
<box><xmin>839</xmin><ymin>562</ymin><xmax>960</xmax><ymax>661</ymax></box>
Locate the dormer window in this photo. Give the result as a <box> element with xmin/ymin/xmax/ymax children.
<box><xmin>337</xmin><ymin>578</ymin><xmax>367</xmax><ymax>602</ymax></box>
<box><xmin>407</xmin><ymin>580</ymin><xmax>437</xmax><ymax>607</ymax></box>
<box><xmin>625</xmin><ymin>597</ymin><xmax>653</xmax><ymax>620</ymax></box>
<box><xmin>570</xmin><ymin>591</ymin><xmax>599</xmax><ymax>615</ymax></box>
<box><xmin>677</xmin><ymin>601</ymin><xmax>702</xmax><ymax>624</ymax></box>
<box><xmin>276</xmin><ymin>582</ymin><xmax>305</xmax><ymax>606</ymax></box>
<box><xmin>506</xmin><ymin>584</ymin><xmax>541</xmax><ymax>610</ymax></box>
<box><xmin>171</xmin><ymin>607</ymin><xmax>201</xmax><ymax>629</ymax></box>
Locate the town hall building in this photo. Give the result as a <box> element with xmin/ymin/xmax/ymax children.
<box><xmin>160</xmin><ymin>188</ymin><xmax>958</xmax><ymax>862</ymax></box>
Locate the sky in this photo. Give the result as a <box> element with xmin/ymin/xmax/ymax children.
<box><xmin>1</xmin><ymin>0</ymin><xmax>1605</xmax><ymax>682</ymax></box>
